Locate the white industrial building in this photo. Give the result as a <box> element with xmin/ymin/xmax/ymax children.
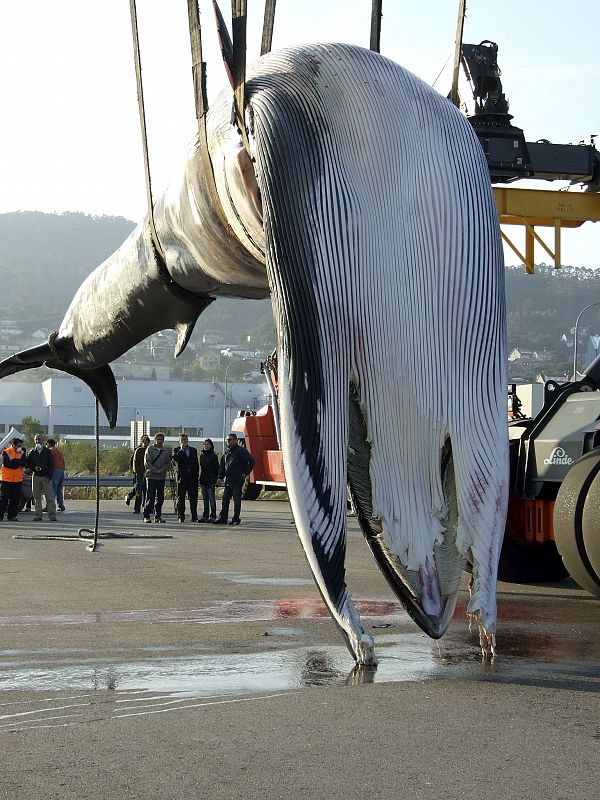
<box><xmin>0</xmin><ymin>377</ymin><xmax>271</xmax><ymax>449</ymax></box>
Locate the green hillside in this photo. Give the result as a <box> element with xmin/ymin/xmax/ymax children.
<box><xmin>1</xmin><ymin>211</ymin><xmax>600</xmax><ymax>380</ymax></box>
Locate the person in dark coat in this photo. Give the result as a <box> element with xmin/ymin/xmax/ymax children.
<box><xmin>143</xmin><ymin>433</ymin><xmax>171</xmax><ymax>523</ymax></box>
<box><xmin>214</xmin><ymin>433</ymin><xmax>256</xmax><ymax>526</ymax></box>
<box><xmin>171</xmin><ymin>433</ymin><xmax>199</xmax><ymax>522</ymax></box>
<box><xmin>27</xmin><ymin>433</ymin><xmax>56</xmax><ymax>521</ymax></box>
<box><xmin>198</xmin><ymin>438</ymin><xmax>219</xmax><ymax>523</ymax></box>
<box><xmin>126</xmin><ymin>435</ymin><xmax>150</xmax><ymax>513</ymax></box>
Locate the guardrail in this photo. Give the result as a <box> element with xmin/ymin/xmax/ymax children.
<box><xmin>63</xmin><ymin>476</ymin><xmax>139</xmax><ymax>488</ymax></box>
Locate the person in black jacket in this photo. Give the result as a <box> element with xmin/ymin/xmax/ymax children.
<box><xmin>214</xmin><ymin>433</ymin><xmax>256</xmax><ymax>526</ymax></box>
<box><xmin>27</xmin><ymin>433</ymin><xmax>56</xmax><ymax>522</ymax></box>
<box><xmin>125</xmin><ymin>435</ymin><xmax>150</xmax><ymax>513</ymax></box>
<box><xmin>198</xmin><ymin>438</ymin><xmax>219</xmax><ymax>523</ymax></box>
<box><xmin>171</xmin><ymin>433</ymin><xmax>199</xmax><ymax>522</ymax></box>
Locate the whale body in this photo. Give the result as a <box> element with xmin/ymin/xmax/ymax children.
<box><xmin>0</xmin><ymin>44</ymin><xmax>508</xmax><ymax>664</ymax></box>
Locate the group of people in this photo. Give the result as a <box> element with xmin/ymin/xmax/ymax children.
<box><xmin>126</xmin><ymin>432</ymin><xmax>255</xmax><ymax>526</ymax></box>
<box><xmin>0</xmin><ymin>434</ymin><xmax>66</xmax><ymax>522</ymax></box>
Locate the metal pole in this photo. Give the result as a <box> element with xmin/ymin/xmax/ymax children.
<box><xmin>222</xmin><ymin>360</ymin><xmax>232</xmax><ymax>451</ymax></box>
<box><xmin>573</xmin><ymin>302</ymin><xmax>600</xmax><ymax>380</ymax></box>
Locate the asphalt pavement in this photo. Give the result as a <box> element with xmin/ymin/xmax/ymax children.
<box><xmin>1</xmin><ymin>499</ymin><xmax>599</xmax><ymax>799</ymax></box>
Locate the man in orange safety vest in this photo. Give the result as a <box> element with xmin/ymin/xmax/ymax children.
<box><xmin>0</xmin><ymin>436</ymin><xmax>27</xmax><ymax>522</ymax></box>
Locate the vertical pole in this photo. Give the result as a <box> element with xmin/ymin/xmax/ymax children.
<box><xmin>222</xmin><ymin>377</ymin><xmax>227</xmax><ymax>453</ymax></box>
<box><xmin>573</xmin><ymin>302</ymin><xmax>600</xmax><ymax>380</ymax></box>
<box><xmin>525</xmin><ymin>226</ymin><xmax>535</xmax><ymax>274</ymax></box>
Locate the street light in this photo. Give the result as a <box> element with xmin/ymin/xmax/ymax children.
<box><xmin>573</xmin><ymin>302</ymin><xmax>600</xmax><ymax>380</ymax></box>
<box><xmin>222</xmin><ymin>359</ymin><xmax>233</xmax><ymax>451</ymax></box>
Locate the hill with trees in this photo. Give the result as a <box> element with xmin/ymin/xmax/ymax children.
<box><xmin>1</xmin><ymin>211</ymin><xmax>600</xmax><ymax>380</ymax></box>
<box><xmin>0</xmin><ymin>211</ymin><xmax>274</xmax><ymax>359</ymax></box>
<box><xmin>505</xmin><ymin>264</ymin><xmax>600</xmax><ymax>377</ymax></box>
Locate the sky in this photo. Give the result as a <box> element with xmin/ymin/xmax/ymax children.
<box><xmin>1</xmin><ymin>0</ymin><xmax>599</xmax><ymax>268</ymax></box>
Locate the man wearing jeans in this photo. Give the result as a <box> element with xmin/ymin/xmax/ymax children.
<box><xmin>126</xmin><ymin>435</ymin><xmax>150</xmax><ymax>513</ymax></box>
<box><xmin>46</xmin><ymin>439</ymin><xmax>66</xmax><ymax>512</ymax></box>
<box><xmin>143</xmin><ymin>433</ymin><xmax>171</xmax><ymax>523</ymax></box>
<box><xmin>214</xmin><ymin>433</ymin><xmax>255</xmax><ymax>526</ymax></box>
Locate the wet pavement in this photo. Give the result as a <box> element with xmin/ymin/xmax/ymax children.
<box><xmin>1</xmin><ymin>500</ymin><xmax>600</xmax><ymax>799</ymax></box>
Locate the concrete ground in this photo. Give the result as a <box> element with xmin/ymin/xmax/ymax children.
<box><xmin>1</xmin><ymin>499</ymin><xmax>599</xmax><ymax>799</ymax></box>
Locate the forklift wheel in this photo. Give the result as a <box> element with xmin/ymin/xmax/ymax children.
<box><xmin>554</xmin><ymin>449</ymin><xmax>600</xmax><ymax>596</ymax></box>
<box><xmin>242</xmin><ymin>479</ymin><xmax>262</xmax><ymax>501</ymax></box>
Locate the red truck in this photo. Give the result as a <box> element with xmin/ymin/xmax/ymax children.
<box><xmin>230</xmin><ymin>353</ymin><xmax>285</xmax><ymax>500</ymax></box>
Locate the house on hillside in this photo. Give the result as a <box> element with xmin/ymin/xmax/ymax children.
<box><xmin>508</xmin><ymin>348</ymin><xmax>554</xmax><ymax>366</ymax></box>
<box><xmin>220</xmin><ymin>347</ymin><xmax>257</xmax><ymax>360</ymax></box>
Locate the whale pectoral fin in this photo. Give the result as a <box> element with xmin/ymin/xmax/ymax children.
<box><xmin>174</xmin><ymin>299</ymin><xmax>214</xmax><ymax>358</ymax></box>
<box><xmin>276</xmin><ymin>353</ymin><xmax>376</xmax><ymax>666</ymax></box>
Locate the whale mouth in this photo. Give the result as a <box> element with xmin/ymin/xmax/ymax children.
<box><xmin>0</xmin><ymin>340</ymin><xmax>118</xmax><ymax>428</ymax></box>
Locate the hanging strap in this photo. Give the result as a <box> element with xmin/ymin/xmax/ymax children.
<box><xmin>129</xmin><ymin>0</ymin><xmax>165</xmax><ymax>260</ymax></box>
<box><xmin>260</xmin><ymin>0</ymin><xmax>276</xmax><ymax>56</ymax></box>
<box><xmin>450</xmin><ymin>0</ymin><xmax>467</xmax><ymax>107</ymax></box>
<box><xmin>231</xmin><ymin>1</ymin><xmax>251</xmax><ymax>156</ymax></box>
<box><xmin>187</xmin><ymin>0</ymin><xmax>231</xmax><ymax>231</ymax></box>
<box><xmin>370</xmin><ymin>0</ymin><xmax>382</xmax><ymax>52</ymax></box>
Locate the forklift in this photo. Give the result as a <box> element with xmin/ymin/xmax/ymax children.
<box><xmin>501</xmin><ymin>355</ymin><xmax>600</xmax><ymax>593</ymax></box>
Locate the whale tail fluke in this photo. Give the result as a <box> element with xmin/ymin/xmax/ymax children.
<box><xmin>0</xmin><ymin>343</ymin><xmax>118</xmax><ymax>429</ymax></box>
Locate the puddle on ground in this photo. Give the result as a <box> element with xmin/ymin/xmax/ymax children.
<box><xmin>1</xmin><ymin>591</ymin><xmax>600</xmax><ymax>734</ymax></box>
<box><xmin>0</xmin><ymin>635</ymin><xmax>481</xmax><ymax>696</ymax></box>
<box><xmin>1</xmin><ymin>623</ymin><xmax>600</xmax><ymax>731</ymax></box>
<box><xmin>2</xmin><ymin>632</ymin><xmax>599</xmax><ymax>707</ymax></box>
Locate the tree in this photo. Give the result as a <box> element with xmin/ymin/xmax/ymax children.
<box><xmin>100</xmin><ymin>446</ymin><xmax>132</xmax><ymax>475</ymax></box>
<box><xmin>20</xmin><ymin>415</ymin><xmax>43</xmax><ymax>441</ymax></box>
